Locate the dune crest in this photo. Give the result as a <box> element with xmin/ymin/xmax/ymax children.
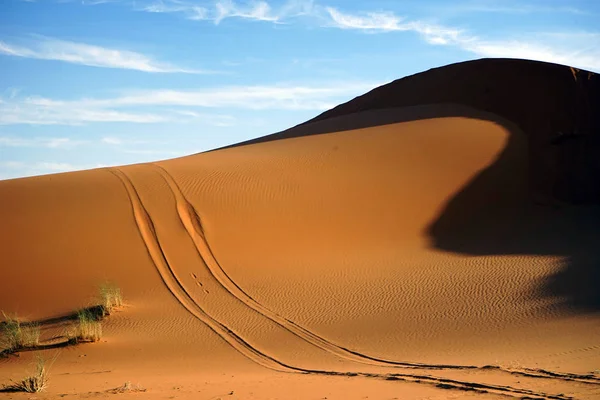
<box><xmin>1</xmin><ymin>59</ymin><xmax>599</xmax><ymax>399</ymax></box>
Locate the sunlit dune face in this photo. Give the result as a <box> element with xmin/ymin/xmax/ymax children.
<box><xmin>0</xmin><ymin>110</ymin><xmax>598</xmax><ymax>399</ymax></box>
<box><xmin>164</xmin><ymin>116</ymin><xmax>511</xmax><ymax>254</ymax></box>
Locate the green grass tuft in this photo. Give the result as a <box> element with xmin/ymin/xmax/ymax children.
<box><xmin>1</xmin><ymin>312</ymin><xmax>40</xmax><ymax>353</ymax></box>
<box><xmin>99</xmin><ymin>283</ymin><xmax>123</xmax><ymax>316</ymax></box>
<box><xmin>72</xmin><ymin>309</ymin><xmax>102</xmax><ymax>343</ymax></box>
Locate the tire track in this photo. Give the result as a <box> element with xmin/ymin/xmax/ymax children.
<box><xmin>150</xmin><ymin>163</ymin><xmax>455</xmax><ymax>369</ymax></box>
<box><xmin>497</xmin><ymin>366</ymin><xmax>600</xmax><ymax>385</ymax></box>
<box><xmin>109</xmin><ymin>167</ymin><xmax>295</xmax><ymax>373</ymax></box>
<box><xmin>150</xmin><ymin>163</ymin><xmax>600</xmax><ymax>388</ymax></box>
<box><xmin>109</xmin><ymin>165</ymin><xmax>579</xmax><ymax>400</ymax></box>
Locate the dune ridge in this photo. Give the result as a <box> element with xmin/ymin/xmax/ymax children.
<box><xmin>2</xmin><ymin>59</ymin><xmax>599</xmax><ymax>399</ymax></box>
<box><xmin>226</xmin><ymin>58</ymin><xmax>600</xmax><ymax>204</ymax></box>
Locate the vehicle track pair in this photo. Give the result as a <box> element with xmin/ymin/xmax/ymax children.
<box><xmin>110</xmin><ymin>165</ymin><xmax>599</xmax><ymax>400</ymax></box>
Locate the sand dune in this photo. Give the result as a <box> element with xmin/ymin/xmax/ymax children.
<box><xmin>1</xmin><ymin>59</ymin><xmax>599</xmax><ymax>399</ymax></box>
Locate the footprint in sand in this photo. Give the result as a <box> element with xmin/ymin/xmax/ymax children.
<box><xmin>190</xmin><ymin>272</ymin><xmax>208</xmax><ymax>293</ymax></box>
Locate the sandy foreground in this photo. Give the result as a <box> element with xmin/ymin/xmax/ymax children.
<box><xmin>1</xmin><ymin>61</ymin><xmax>600</xmax><ymax>399</ymax></box>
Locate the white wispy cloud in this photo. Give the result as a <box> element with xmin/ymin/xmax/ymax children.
<box><xmin>81</xmin><ymin>0</ymin><xmax>120</xmax><ymax>4</ymax></box>
<box><xmin>101</xmin><ymin>137</ymin><xmax>124</xmax><ymax>145</ymax></box>
<box><xmin>0</xmin><ymin>37</ymin><xmax>207</xmax><ymax>73</ymax></box>
<box><xmin>134</xmin><ymin>1</ymin><xmax>600</xmax><ymax>71</ymax></box>
<box><xmin>460</xmin><ymin>34</ymin><xmax>600</xmax><ymax>72</ymax></box>
<box><xmin>0</xmin><ymin>82</ymin><xmax>377</xmax><ymax>125</ymax></box>
<box><xmin>172</xmin><ymin>110</ymin><xmax>237</xmax><ymax>126</ymax></box>
<box><xmin>322</xmin><ymin>7</ymin><xmax>600</xmax><ymax>72</ymax></box>
<box><xmin>325</xmin><ymin>8</ymin><xmax>404</xmax><ymax>32</ymax></box>
<box><xmin>325</xmin><ymin>7</ymin><xmax>464</xmax><ymax>44</ymax></box>
<box><xmin>0</xmin><ymin>136</ymin><xmax>87</xmax><ymax>148</ymax></box>
<box><xmin>101</xmin><ymin>136</ymin><xmax>160</xmax><ymax>146</ymax></box>
<box><xmin>0</xmin><ymin>98</ymin><xmax>168</xmax><ymax>125</ymax></box>
<box><xmin>90</xmin><ymin>84</ymin><xmax>377</xmax><ymax>109</ymax></box>
<box><xmin>0</xmin><ymin>161</ymin><xmax>107</xmax><ymax>180</ymax></box>
<box><xmin>142</xmin><ymin>0</ymin><xmax>208</xmax><ymax>19</ymax></box>
<box><xmin>452</xmin><ymin>3</ymin><xmax>591</xmax><ymax>15</ymax></box>
<box><xmin>215</xmin><ymin>0</ymin><xmax>278</xmax><ymax>23</ymax></box>
<box><xmin>140</xmin><ymin>0</ymin><xmax>311</xmax><ymax>23</ymax></box>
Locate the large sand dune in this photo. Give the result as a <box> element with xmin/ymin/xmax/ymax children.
<box><xmin>1</xmin><ymin>59</ymin><xmax>599</xmax><ymax>399</ymax></box>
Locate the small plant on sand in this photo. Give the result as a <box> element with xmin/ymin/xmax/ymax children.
<box><xmin>0</xmin><ymin>312</ymin><xmax>40</xmax><ymax>353</ymax></box>
<box><xmin>71</xmin><ymin>309</ymin><xmax>102</xmax><ymax>343</ymax></box>
<box><xmin>108</xmin><ymin>381</ymin><xmax>146</xmax><ymax>394</ymax></box>
<box><xmin>99</xmin><ymin>283</ymin><xmax>123</xmax><ymax>316</ymax></box>
<box><xmin>2</xmin><ymin>357</ymin><xmax>49</xmax><ymax>393</ymax></box>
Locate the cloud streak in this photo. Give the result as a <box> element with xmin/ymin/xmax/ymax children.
<box><xmin>215</xmin><ymin>0</ymin><xmax>278</xmax><ymax>23</ymax></box>
<box><xmin>0</xmin><ymin>98</ymin><xmax>168</xmax><ymax>125</ymax></box>
<box><xmin>0</xmin><ymin>136</ymin><xmax>87</xmax><ymax>148</ymax></box>
<box><xmin>140</xmin><ymin>0</ymin><xmax>314</xmax><ymax>23</ymax></box>
<box><xmin>0</xmin><ymin>37</ymin><xmax>206</xmax><ymax>73</ymax></box>
<box><xmin>325</xmin><ymin>7</ymin><xmax>464</xmax><ymax>45</ymax></box>
<box><xmin>322</xmin><ymin>7</ymin><xmax>600</xmax><ymax>72</ymax></box>
<box><xmin>460</xmin><ymin>34</ymin><xmax>600</xmax><ymax>72</ymax></box>
<box><xmin>0</xmin><ymin>161</ymin><xmax>107</xmax><ymax>180</ymax></box>
<box><xmin>135</xmin><ymin>1</ymin><xmax>600</xmax><ymax>72</ymax></box>
<box><xmin>0</xmin><ymin>82</ymin><xmax>378</xmax><ymax>125</ymax></box>
<box><xmin>85</xmin><ymin>84</ymin><xmax>378</xmax><ymax>109</ymax></box>
<box><xmin>451</xmin><ymin>4</ymin><xmax>591</xmax><ymax>15</ymax></box>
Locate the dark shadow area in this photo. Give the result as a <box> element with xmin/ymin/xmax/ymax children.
<box><xmin>217</xmin><ymin>58</ymin><xmax>600</xmax><ymax>205</ymax></box>
<box><xmin>1</xmin><ymin>341</ymin><xmax>73</xmax><ymax>359</ymax></box>
<box><xmin>223</xmin><ymin>100</ymin><xmax>600</xmax><ymax>313</ymax></box>
<box><xmin>425</xmin><ymin>125</ymin><xmax>600</xmax><ymax>312</ymax></box>
<box><xmin>216</xmin><ymin>58</ymin><xmax>600</xmax><ymax>313</ymax></box>
<box><xmin>0</xmin><ymin>305</ymin><xmax>107</xmax><ymax>358</ymax></box>
<box><xmin>0</xmin><ymin>386</ymin><xmax>26</xmax><ymax>393</ymax></box>
<box><xmin>16</xmin><ymin>305</ymin><xmax>106</xmax><ymax>328</ymax></box>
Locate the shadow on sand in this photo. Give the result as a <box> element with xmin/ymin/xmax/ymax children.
<box><xmin>0</xmin><ymin>305</ymin><xmax>106</xmax><ymax>359</ymax></box>
<box><xmin>423</xmin><ymin>119</ymin><xmax>600</xmax><ymax>313</ymax></box>
<box><xmin>223</xmin><ymin>102</ymin><xmax>600</xmax><ymax>313</ymax></box>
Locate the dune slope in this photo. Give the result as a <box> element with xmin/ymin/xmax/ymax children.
<box><xmin>230</xmin><ymin>58</ymin><xmax>600</xmax><ymax>204</ymax></box>
<box><xmin>1</xmin><ymin>59</ymin><xmax>599</xmax><ymax>399</ymax></box>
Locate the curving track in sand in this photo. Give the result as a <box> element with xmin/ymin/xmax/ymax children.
<box><xmin>149</xmin><ymin>163</ymin><xmax>475</xmax><ymax>371</ymax></box>
<box><xmin>108</xmin><ymin>164</ymin><xmax>599</xmax><ymax>400</ymax></box>
<box><xmin>2</xmin><ymin>61</ymin><xmax>599</xmax><ymax>400</ymax></box>
<box><xmin>108</xmin><ymin>167</ymin><xmax>297</xmax><ymax>373</ymax></box>
<box><xmin>149</xmin><ymin>162</ymin><xmax>600</xmax><ymax>384</ymax></box>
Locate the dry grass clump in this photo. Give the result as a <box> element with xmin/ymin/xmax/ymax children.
<box><xmin>108</xmin><ymin>381</ymin><xmax>146</xmax><ymax>394</ymax></box>
<box><xmin>2</xmin><ymin>284</ymin><xmax>123</xmax><ymax>353</ymax></box>
<box><xmin>1</xmin><ymin>312</ymin><xmax>40</xmax><ymax>353</ymax></box>
<box><xmin>1</xmin><ymin>357</ymin><xmax>49</xmax><ymax>393</ymax></box>
<box><xmin>99</xmin><ymin>283</ymin><xmax>123</xmax><ymax>316</ymax></box>
<box><xmin>70</xmin><ymin>309</ymin><xmax>102</xmax><ymax>343</ymax></box>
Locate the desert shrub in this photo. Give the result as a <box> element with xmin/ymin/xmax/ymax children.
<box><xmin>72</xmin><ymin>309</ymin><xmax>102</xmax><ymax>343</ymax></box>
<box><xmin>20</xmin><ymin>323</ymin><xmax>40</xmax><ymax>348</ymax></box>
<box><xmin>108</xmin><ymin>381</ymin><xmax>146</xmax><ymax>394</ymax></box>
<box><xmin>2</xmin><ymin>357</ymin><xmax>48</xmax><ymax>393</ymax></box>
<box><xmin>0</xmin><ymin>312</ymin><xmax>40</xmax><ymax>352</ymax></box>
<box><xmin>99</xmin><ymin>283</ymin><xmax>123</xmax><ymax>315</ymax></box>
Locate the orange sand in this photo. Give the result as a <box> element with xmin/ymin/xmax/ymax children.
<box><xmin>1</xmin><ymin>60</ymin><xmax>599</xmax><ymax>399</ymax></box>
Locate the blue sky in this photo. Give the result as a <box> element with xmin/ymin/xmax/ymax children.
<box><xmin>1</xmin><ymin>0</ymin><xmax>599</xmax><ymax>180</ymax></box>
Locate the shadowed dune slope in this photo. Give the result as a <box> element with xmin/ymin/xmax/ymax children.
<box><xmin>226</xmin><ymin>58</ymin><xmax>600</xmax><ymax>204</ymax></box>
<box><xmin>1</xmin><ymin>59</ymin><xmax>599</xmax><ymax>399</ymax></box>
